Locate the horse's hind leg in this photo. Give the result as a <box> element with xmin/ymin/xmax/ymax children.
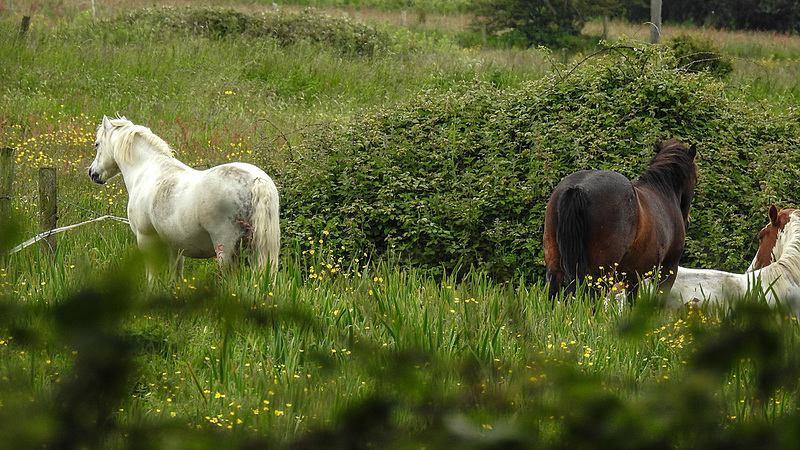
<box><xmin>653</xmin><ymin>265</ymin><xmax>679</xmax><ymax>304</ymax></box>
<box><xmin>213</xmin><ymin>241</ymin><xmax>234</xmax><ymax>272</ymax></box>
<box><xmin>546</xmin><ymin>269</ymin><xmax>565</xmax><ymax>302</ymax></box>
<box><xmin>210</xmin><ymin>231</ymin><xmax>243</xmax><ymax>273</ymax></box>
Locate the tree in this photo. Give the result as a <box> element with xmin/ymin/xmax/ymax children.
<box><xmin>650</xmin><ymin>0</ymin><xmax>661</xmax><ymax>43</ymax></box>
<box><xmin>472</xmin><ymin>0</ymin><xmax>619</xmax><ymax>48</ymax></box>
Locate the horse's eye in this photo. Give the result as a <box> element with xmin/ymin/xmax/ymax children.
<box><xmin>95</xmin><ymin>142</ymin><xmax>100</xmax><ymax>149</ymax></box>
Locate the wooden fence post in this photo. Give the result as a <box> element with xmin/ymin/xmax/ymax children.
<box><xmin>0</xmin><ymin>148</ymin><xmax>13</xmax><ymax>235</ymax></box>
<box><xmin>0</xmin><ymin>148</ymin><xmax>14</xmax><ymax>260</ymax></box>
<box><xmin>38</xmin><ymin>167</ymin><xmax>57</xmax><ymax>261</ymax></box>
<box><xmin>19</xmin><ymin>16</ymin><xmax>31</xmax><ymax>38</ymax></box>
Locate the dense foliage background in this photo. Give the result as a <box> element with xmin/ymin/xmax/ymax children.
<box><xmin>276</xmin><ymin>43</ymin><xmax>800</xmax><ymax>279</ymax></box>
<box><xmin>621</xmin><ymin>0</ymin><xmax>800</xmax><ymax>33</ymax></box>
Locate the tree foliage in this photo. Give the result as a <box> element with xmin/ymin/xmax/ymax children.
<box><xmin>471</xmin><ymin>0</ymin><xmax>619</xmax><ymax>47</ymax></box>
<box><xmin>620</xmin><ymin>0</ymin><xmax>800</xmax><ymax>33</ymax></box>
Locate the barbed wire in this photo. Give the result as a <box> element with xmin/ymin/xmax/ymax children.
<box><xmin>9</xmin><ymin>215</ymin><xmax>129</xmax><ymax>255</ymax></box>
<box><xmin>2</xmin><ymin>195</ymin><xmax>130</xmax><ymax>255</ymax></box>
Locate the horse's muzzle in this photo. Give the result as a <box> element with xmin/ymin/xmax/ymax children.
<box><xmin>89</xmin><ymin>169</ymin><xmax>105</xmax><ymax>185</ymax></box>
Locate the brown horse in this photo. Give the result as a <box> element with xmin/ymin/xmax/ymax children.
<box><xmin>749</xmin><ymin>204</ymin><xmax>797</xmax><ymax>271</ymax></box>
<box><xmin>543</xmin><ymin>139</ymin><xmax>698</xmax><ymax>302</ymax></box>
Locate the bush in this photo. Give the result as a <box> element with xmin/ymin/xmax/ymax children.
<box><xmin>668</xmin><ymin>33</ymin><xmax>734</xmax><ymax>79</ymax></box>
<box><xmin>469</xmin><ymin>0</ymin><xmax>587</xmax><ymax>49</ymax></box>
<box><xmin>273</xmin><ymin>43</ymin><xmax>800</xmax><ymax>280</ymax></box>
<box><xmin>103</xmin><ymin>7</ymin><xmax>391</xmax><ymax>55</ymax></box>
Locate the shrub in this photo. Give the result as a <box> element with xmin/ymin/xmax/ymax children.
<box><xmin>668</xmin><ymin>33</ymin><xmax>734</xmax><ymax>78</ymax></box>
<box><xmin>470</xmin><ymin>0</ymin><xmax>587</xmax><ymax>49</ymax></box>
<box><xmin>103</xmin><ymin>7</ymin><xmax>391</xmax><ymax>55</ymax></box>
<box><xmin>273</xmin><ymin>43</ymin><xmax>800</xmax><ymax>280</ymax></box>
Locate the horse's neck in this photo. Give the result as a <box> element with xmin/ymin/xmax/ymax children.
<box><xmin>760</xmin><ymin>229</ymin><xmax>800</xmax><ymax>297</ymax></box>
<box><xmin>118</xmin><ymin>143</ymin><xmax>190</xmax><ymax>192</ymax></box>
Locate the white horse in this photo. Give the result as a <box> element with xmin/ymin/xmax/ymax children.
<box><xmin>88</xmin><ymin>115</ymin><xmax>280</xmax><ymax>280</ymax></box>
<box><xmin>664</xmin><ymin>210</ymin><xmax>800</xmax><ymax>313</ymax></box>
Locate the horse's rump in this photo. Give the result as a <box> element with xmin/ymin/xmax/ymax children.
<box><xmin>545</xmin><ymin>170</ymin><xmax>637</xmax><ymax>297</ymax></box>
<box><xmin>544</xmin><ymin>140</ymin><xmax>696</xmax><ymax>302</ymax></box>
<box><xmin>199</xmin><ymin>163</ymin><xmax>279</xmax><ymax>270</ymax></box>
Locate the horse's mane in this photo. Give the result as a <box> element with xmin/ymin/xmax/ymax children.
<box><xmin>634</xmin><ymin>139</ymin><xmax>696</xmax><ymax>195</ymax></box>
<box><xmin>760</xmin><ymin>211</ymin><xmax>800</xmax><ymax>297</ymax></box>
<box><xmin>101</xmin><ymin>116</ymin><xmax>175</xmax><ymax>163</ymax></box>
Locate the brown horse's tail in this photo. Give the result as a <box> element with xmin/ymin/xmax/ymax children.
<box><xmin>556</xmin><ymin>186</ymin><xmax>590</xmax><ymax>294</ymax></box>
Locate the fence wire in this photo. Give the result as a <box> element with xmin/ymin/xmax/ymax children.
<box><xmin>3</xmin><ymin>194</ymin><xmax>129</xmax><ymax>255</ymax></box>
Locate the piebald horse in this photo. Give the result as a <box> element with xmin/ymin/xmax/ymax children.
<box><xmin>544</xmin><ymin>139</ymin><xmax>697</xmax><ymax>302</ymax></box>
<box><xmin>664</xmin><ymin>207</ymin><xmax>800</xmax><ymax>313</ymax></box>
<box><xmin>88</xmin><ymin>116</ymin><xmax>280</xmax><ymax>280</ymax></box>
<box><xmin>749</xmin><ymin>204</ymin><xmax>796</xmax><ymax>272</ymax></box>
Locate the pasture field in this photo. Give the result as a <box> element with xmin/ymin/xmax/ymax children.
<box><xmin>3</xmin><ymin>1</ymin><xmax>800</xmax><ymax>447</ymax></box>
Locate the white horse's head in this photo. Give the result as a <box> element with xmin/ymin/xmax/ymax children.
<box><xmin>88</xmin><ymin>115</ymin><xmax>124</xmax><ymax>184</ymax></box>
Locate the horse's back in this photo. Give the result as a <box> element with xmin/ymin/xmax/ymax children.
<box><xmin>546</xmin><ymin>170</ymin><xmax>638</xmax><ymax>249</ymax></box>
<box><xmin>204</xmin><ymin>162</ymin><xmax>271</xmax><ymax>185</ymax></box>
<box><xmin>666</xmin><ymin>267</ymin><xmax>750</xmax><ymax>308</ymax></box>
<box><xmin>550</xmin><ymin>170</ymin><xmax>635</xmax><ymax>207</ymax></box>
<box><xmin>197</xmin><ymin>162</ymin><xmax>277</xmax><ymax>221</ymax></box>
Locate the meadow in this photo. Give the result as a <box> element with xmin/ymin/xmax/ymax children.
<box><xmin>3</xmin><ymin>1</ymin><xmax>800</xmax><ymax>447</ymax></box>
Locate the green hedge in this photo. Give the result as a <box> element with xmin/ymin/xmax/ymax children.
<box><xmin>101</xmin><ymin>7</ymin><xmax>390</xmax><ymax>55</ymax></box>
<box><xmin>273</xmin><ymin>44</ymin><xmax>800</xmax><ymax>280</ymax></box>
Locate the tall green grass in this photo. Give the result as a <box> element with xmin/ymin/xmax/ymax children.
<box><xmin>4</xmin><ymin>242</ymin><xmax>800</xmax><ymax>446</ymax></box>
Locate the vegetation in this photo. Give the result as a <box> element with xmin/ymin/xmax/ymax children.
<box><xmin>106</xmin><ymin>6</ymin><xmax>391</xmax><ymax>55</ymax></box>
<box><xmin>2</xmin><ymin>2</ymin><xmax>800</xmax><ymax>448</ymax></box>
<box><xmin>668</xmin><ymin>33</ymin><xmax>734</xmax><ymax>78</ymax></box>
<box><xmin>470</xmin><ymin>0</ymin><xmax>619</xmax><ymax>48</ymax></box>
<box><xmin>620</xmin><ymin>0</ymin><xmax>800</xmax><ymax>33</ymax></box>
<box><xmin>280</xmin><ymin>43</ymin><xmax>800</xmax><ymax>279</ymax></box>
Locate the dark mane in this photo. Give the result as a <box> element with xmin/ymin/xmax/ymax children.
<box><xmin>634</xmin><ymin>139</ymin><xmax>697</xmax><ymax>195</ymax></box>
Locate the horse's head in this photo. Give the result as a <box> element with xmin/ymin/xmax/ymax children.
<box><xmin>749</xmin><ymin>205</ymin><xmax>798</xmax><ymax>271</ymax></box>
<box><xmin>88</xmin><ymin>115</ymin><xmax>124</xmax><ymax>184</ymax></box>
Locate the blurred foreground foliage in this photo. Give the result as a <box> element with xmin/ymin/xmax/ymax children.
<box><xmin>2</xmin><ymin>258</ymin><xmax>800</xmax><ymax>448</ymax></box>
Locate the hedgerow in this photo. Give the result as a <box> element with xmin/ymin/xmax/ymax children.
<box><xmin>99</xmin><ymin>7</ymin><xmax>390</xmax><ymax>55</ymax></box>
<box><xmin>274</xmin><ymin>43</ymin><xmax>800</xmax><ymax>280</ymax></box>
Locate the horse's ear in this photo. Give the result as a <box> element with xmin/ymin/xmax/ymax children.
<box><xmin>653</xmin><ymin>141</ymin><xmax>663</xmax><ymax>154</ymax></box>
<box><xmin>102</xmin><ymin>115</ymin><xmax>113</xmax><ymax>134</ymax></box>
<box><xmin>688</xmin><ymin>144</ymin><xmax>697</xmax><ymax>159</ymax></box>
<box><xmin>770</xmin><ymin>204</ymin><xmax>779</xmax><ymax>226</ymax></box>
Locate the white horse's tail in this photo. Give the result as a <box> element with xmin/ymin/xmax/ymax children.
<box><xmin>250</xmin><ymin>177</ymin><xmax>280</xmax><ymax>276</ymax></box>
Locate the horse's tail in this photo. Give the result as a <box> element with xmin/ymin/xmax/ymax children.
<box><xmin>250</xmin><ymin>177</ymin><xmax>281</xmax><ymax>277</ymax></box>
<box><xmin>556</xmin><ymin>186</ymin><xmax>590</xmax><ymax>293</ymax></box>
